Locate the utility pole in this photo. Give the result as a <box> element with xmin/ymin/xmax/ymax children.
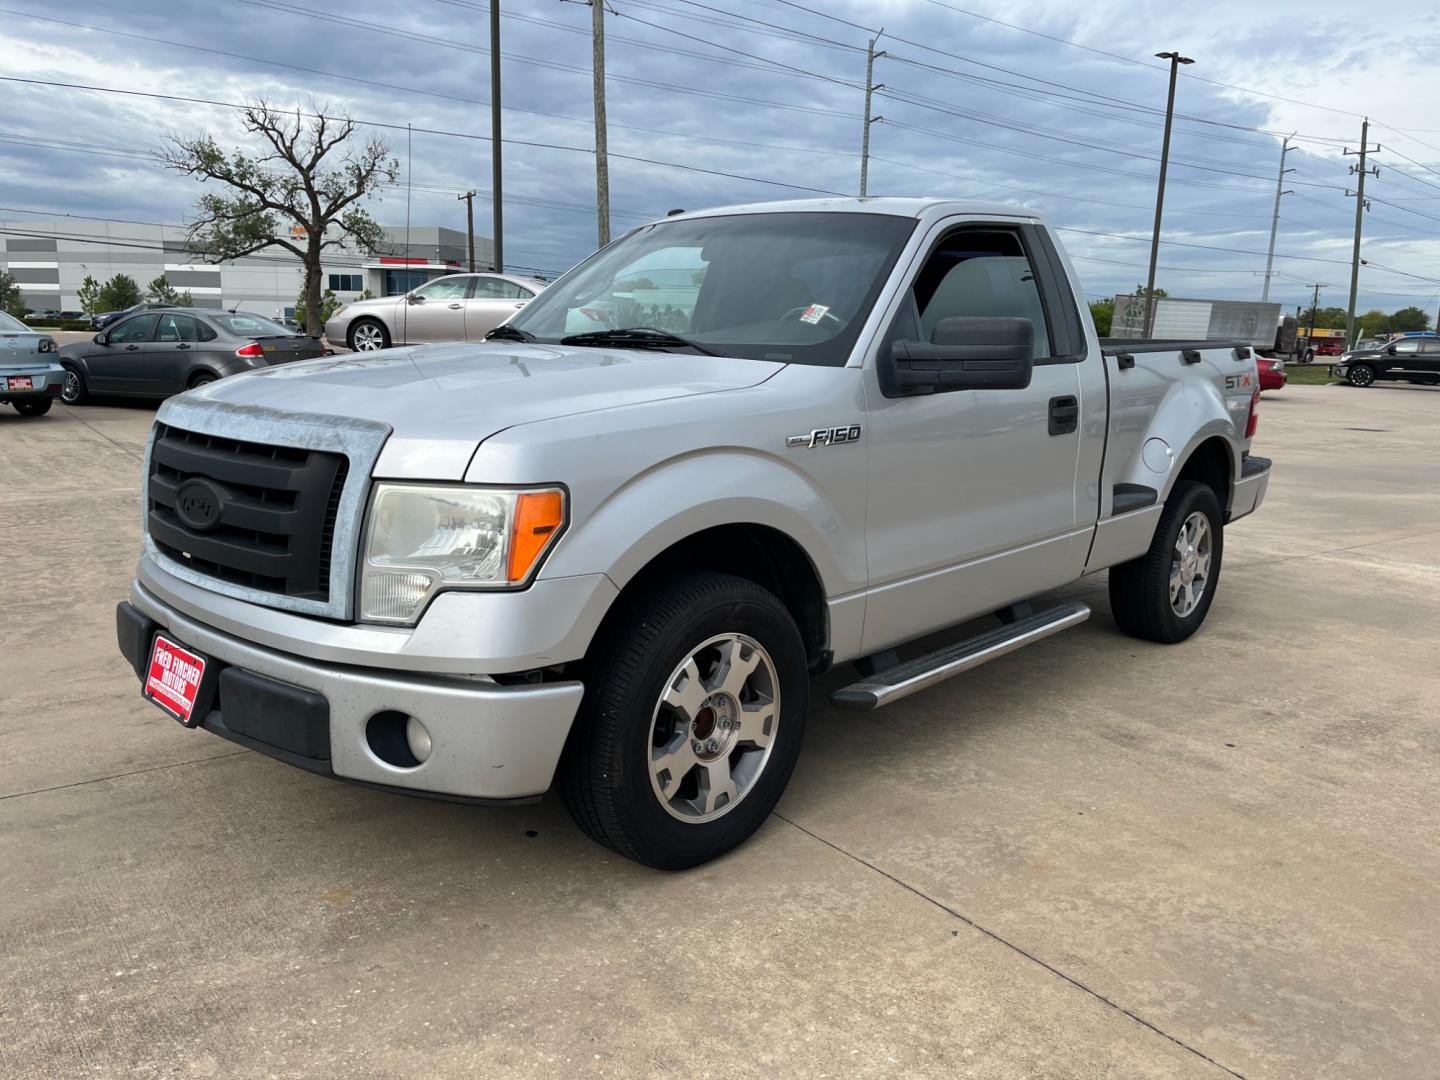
<box><xmin>591</xmin><ymin>0</ymin><xmax>611</xmax><ymax>247</ymax></box>
<box><xmin>1262</xmin><ymin>136</ymin><xmax>1295</xmax><ymax>302</ymax></box>
<box><xmin>1343</xmin><ymin>118</ymin><xmax>1380</xmax><ymax>347</ymax></box>
<box><xmin>859</xmin><ymin>34</ymin><xmax>885</xmax><ymax>197</ymax></box>
<box><xmin>1145</xmin><ymin>50</ymin><xmax>1194</xmax><ymax>336</ymax></box>
<box><xmin>1304</xmin><ymin>283</ymin><xmax>1327</xmax><ymax>362</ymax></box>
<box><xmin>457</xmin><ymin>191</ymin><xmax>477</xmax><ymax>271</ymax></box>
<box><xmin>489</xmin><ymin>0</ymin><xmax>504</xmax><ymax>272</ymax></box>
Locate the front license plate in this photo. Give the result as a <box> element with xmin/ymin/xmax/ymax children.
<box><xmin>144</xmin><ymin>635</ymin><xmax>209</xmax><ymax>726</ymax></box>
<box><xmin>6</xmin><ymin>376</ymin><xmax>33</xmax><ymax>391</ymax></box>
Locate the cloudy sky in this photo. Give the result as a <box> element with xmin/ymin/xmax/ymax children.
<box><xmin>3</xmin><ymin>0</ymin><xmax>1440</xmax><ymax>314</ymax></box>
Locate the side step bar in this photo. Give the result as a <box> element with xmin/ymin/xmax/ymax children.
<box><xmin>830</xmin><ymin>602</ymin><xmax>1091</xmax><ymax>711</ymax></box>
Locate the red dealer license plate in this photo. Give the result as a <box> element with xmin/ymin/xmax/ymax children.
<box><xmin>144</xmin><ymin>635</ymin><xmax>208</xmax><ymax>726</ymax></box>
<box><xmin>7</xmin><ymin>376</ymin><xmax>33</xmax><ymax>391</ymax></box>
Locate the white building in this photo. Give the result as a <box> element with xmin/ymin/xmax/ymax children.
<box><xmin>0</xmin><ymin>218</ymin><xmax>496</xmax><ymax>317</ymax></box>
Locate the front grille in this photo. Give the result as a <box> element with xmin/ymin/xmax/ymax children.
<box><xmin>147</xmin><ymin>423</ymin><xmax>349</xmax><ymax>602</ymax></box>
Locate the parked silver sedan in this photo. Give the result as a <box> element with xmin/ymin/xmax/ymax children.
<box><xmin>324</xmin><ymin>273</ymin><xmax>546</xmax><ymax>352</ymax></box>
<box><xmin>0</xmin><ymin>310</ymin><xmax>64</xmax><ymax>417</ymax></box>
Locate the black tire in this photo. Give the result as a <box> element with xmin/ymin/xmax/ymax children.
<box><xmin>60</xmin><ymin>364</ymin><xmax>88</xmax><ymax>405</ymax></box>
<box><xmin>1347</xmin><ymin>364</ymin><xmax>1376</xmax><ymax>388</ymax></box>
<box><xmin>347</xmin><ymin>318</ymin><xmax>390</xmax><ymax>352</ymax></box>
<box><xmin>13</xmin><ymin>398</ymin><xmax>52</xmax><ymax>416</ymax></box>
<box><xmin>188</xmin><ymin>372</ymin><xmax>217</xmax><ymax>389</ymax></box>
<box><xmin>1108</xmin><ymin>480</ymin><xmax>1224</xmax><ymax>645</ymax></box>
<box><xmin>560</xmin><ymin>572</ymin><xmax>809</xmax><ymax>870</ymax></box>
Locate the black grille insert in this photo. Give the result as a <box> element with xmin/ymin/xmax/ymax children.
<box><xmin>147</xmin><ymin>423</ymin><xmax>349</xmax><ymax>602</ymax></box>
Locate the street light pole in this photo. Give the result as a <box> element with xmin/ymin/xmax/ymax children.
<box><xmin>1145</xmin><ymin>50</ymin><xmax>1193</xmax><ymax>336</ymax></box>
<box><xmin>489</xmin><ymin>0</ymin><xmax>503</xmax><ymax>272</ymax></box>
<box><xmin>1262</xmin><ymin>136</ymin><xmax>1294</xmax><ymax>302</ymax></box>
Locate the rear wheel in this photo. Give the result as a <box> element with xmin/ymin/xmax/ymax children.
<box><xmin>188</xmin><ymin>372</ymin><xmax>217</xmax><ymax>390</ymax></box>
<box><xmin>1347</xmin><ymin>364</ymin><xmax>1376</xmax><ymax>388</ymax></box>
<box><xmin>13</xmin><ymin>398</ymin><xmax>52</xmax><ymax>416</ymax></box>
<box><xmin>560</xmin><ymin>572</ymin><xmax>808</xmax><ymax>870</ymax></box>
<box><xmin>348</xmin><ymin>319</ymin><xmax>390</xmax><ymax>352</ymax></box>
<box><xmin>1109</xmin><ymin>480</ymin><xmax>1224</xmax><ymax>644</ymax></box>
<box><xmin>60</xmin><ymin>365</ymin><xmax>88</xmax><ymax>405</ymax></box>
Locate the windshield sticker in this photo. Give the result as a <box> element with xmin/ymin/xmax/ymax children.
<box><xmin>799</xmin><ymin>304</ymin><xmax>830</xmax><ymax>325</ymax></box>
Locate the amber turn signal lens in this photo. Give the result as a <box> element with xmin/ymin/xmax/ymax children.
<box><xmin>508</xmin><ymin>490</ymin><xmax>565</xmax><ymax>582</ymax></box>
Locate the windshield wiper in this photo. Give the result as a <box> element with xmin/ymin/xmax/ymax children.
<box><xmin>485</xmin><ymin>324</ymin><xmax>536</xmax><ymax>342</ymax></box>
<box><xmin>559</xmin><ymin>327</ymin><xmax>720</xmax><ymax>356</ymax></box>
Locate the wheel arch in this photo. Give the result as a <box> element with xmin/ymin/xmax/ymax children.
<box><xmin>1169</xmin><ymin>434</ymin><xmax>1235</xmax><ymax>515</ymax></box>
<box><xmin>593</xmin><ymin>522</ymin><xmax>831</xmax><ymax>672</ymax></box>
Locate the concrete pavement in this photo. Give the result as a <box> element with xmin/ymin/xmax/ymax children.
<box><xmin>2</xmin><ymin>382</ymin><xmax>1437</xmax><ymax>1078</ymax></box>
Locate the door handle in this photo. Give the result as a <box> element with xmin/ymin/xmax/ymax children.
<box><xmin>513</xmin><ymin>302</ymin><xmax>526</xmax><ymax>309</ymax></box>
<box><xmin>125</xmin><ymin>344</ymin><xmax>140</xmax><ymax>351</ymax></box>
<box><xmin>177</xmin><ymin>343</ymin><xmax>191</xmax><ymax>350</ymax></box>
<box><xmin>448</xmin><ymin>303</ymin><xmax>463</xmax><ymax>309</ymax></box>
<box><xmin>1048</xmin><ymin>395</ymin><xmax>1079</xmax><ymax>436</ymax></box>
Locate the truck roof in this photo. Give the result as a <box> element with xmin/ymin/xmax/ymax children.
<box><xmin>663</xmin><ymin>196</ymin><xmax>1039</xmax><ymax>223</ymax></box>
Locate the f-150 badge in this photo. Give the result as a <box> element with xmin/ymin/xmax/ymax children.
<box><xmin>786</xmin><ymin>424</ymin><xmax>862</xmax><ymax>448</ymax></box>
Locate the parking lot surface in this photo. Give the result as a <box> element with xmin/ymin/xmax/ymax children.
<box><xmin>2</xmin><ymin>384</ymin><xmax>1437</xmax><ymax>1078</ymax></box>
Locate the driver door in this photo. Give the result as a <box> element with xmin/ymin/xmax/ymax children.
<box><xmin>84</xmin><ymin>313</ymin><xmax>160</xmax><ymax>393</ymax></box>
<box><xmin>398</xmin><ymin>276</ymin><xmax>470</xmax><ymax>343</ymax></box>
<box><xmin>860</xmin><ymin>221</ymin><xmax>1093</xmax><ymax>654</ymax></box>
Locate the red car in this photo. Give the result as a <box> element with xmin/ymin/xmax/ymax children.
<box><xmin>1257</xmin><ymin>355</ymin><xmax>1287</xmax><ymax>391</ymax></box>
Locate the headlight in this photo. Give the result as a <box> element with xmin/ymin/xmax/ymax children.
<box><xmin>331</xmin><ymin>305</ymin><xmax>346</xmax><ymax>318</ymax></box>
<box><xmin>360</xmin><ymin>483</ymin><xmax>566</xmax><ymax>624</ymax></box>
<box><xmin>1272</xmin><ymin>358</ymin><xmax>1284</xmax><ymax>371</ymax></box>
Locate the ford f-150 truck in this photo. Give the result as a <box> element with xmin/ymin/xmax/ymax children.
<box><xmin>115</xmin><ymin>198</ymin><xmax>1271</xmax><ymax>869</ymax></box>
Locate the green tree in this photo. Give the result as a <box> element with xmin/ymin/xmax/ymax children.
<box><xmin>295</xmin><ymin>285</ymin><xmax>342</xmax><ymax>328</ymax></box>
<box><xmin>162</xmin><ymin>100</ymin><xmax>398</xmax><ymax>336</ymax></box>
<box><xmin>1389</xmin><ymin>306</ymin><xmax>1431</xmax><ymax>332</ymax></box>
<box><xmin>1088</xmin><ymin>298</ymin><xmax>1114</xmax><ymax>336</ymax></box>
<box><xmin>1300</xmin><ymin>305</ymin><xmax>1347</xmax><ymax>329</ymax></box>
<box><xmin>96</xmin><ymin>274</ymin><xmax>143</xmax><ymax>311</ymax></box>
<box><xmin>77</xmin><ymin>275</ymin><xmax>103</xmax><ymax>314</ymax></box>
<box><xmin>1134</xmin><ymin>283</ymin><xmax>1168</xmax><ymax>299</ymax></box>
<box><xmin>0</xmin><ymin>270</ymin><xmax>27</xmax><ymax>318</ymax></box>
<box><xmin>1355</xmin><ymin>309</ymin><xmax>1390</xmax><ymax>338</ymax></box>
<box><xmin>145</xmin><ymin>275</ymin><xmax>194</xmax><ymax>305</ymax></box>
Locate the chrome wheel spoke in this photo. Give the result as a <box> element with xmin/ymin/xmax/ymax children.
<box><xmin>652</xmin><ymin>737</ymin><xmax>699</xmax><ymax>793</ymax></box>
<box><xmin>713</xmin><ymin>637</ymin><xmax>760</xmax><ymax>699</ymax></box>
<box><xmin>698</xmin><ymin>759</ymin><xmax>738</xmax><ymax>815</ymax></box>
<box><xmin>662</xmin><ymin>657</ymin><xmax>708</xmax><ymax>722</ymax></box>
<box><xmin>737</xmin><ymin>702</ymin><xmax>776</xmax><ymax>748</ymax></box>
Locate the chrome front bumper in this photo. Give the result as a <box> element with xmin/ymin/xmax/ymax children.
<box><xmin>125</xmin><ymin>583</ymin><xmax>585</xmax><ymax>800</ymax></box>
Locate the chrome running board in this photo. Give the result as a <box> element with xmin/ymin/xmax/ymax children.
<box><xmin>830</xmin><ymin>602</ymin><xmax>1091</xmax><ymax>711</ymax></box>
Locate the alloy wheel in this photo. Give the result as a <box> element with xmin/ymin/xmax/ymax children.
<box><xmin>61</xmin><ymin>370</ymin><xmax>81</xmax><ymax>404</ymax></box>
<box><xmin>1170</xmin><ymin>511</ymin><xmax>1213</xmax><ymax>618</ymax></box>
<box><xmin>352</xmin><ymin>323</ymin><xmax>385</xmax><ymax>351</ymax></box>
<box><xmin>648</xmin><ymin>633</ymin><xmax>780</xmax><ymax>823</ymax></box>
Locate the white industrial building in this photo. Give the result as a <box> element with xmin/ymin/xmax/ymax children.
<box><xmin>0</xmin><ymin>217</ymin><xmax>497</xmax><ymax>317</ymax></box>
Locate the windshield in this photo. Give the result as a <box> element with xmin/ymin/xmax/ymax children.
<box><xmin>211</xmin><ymin>313</ymin><xmax>299</xmax><ymax>337</ymax></box>
<box><xmin>506</xmin><ymin>211</ymin><xmax>916</xmax><ymax>365</ymax></box>
<box><xmin>0</xmin><ymin>311</ymin><xmax>29</xmax><ymax>332</ymax></box>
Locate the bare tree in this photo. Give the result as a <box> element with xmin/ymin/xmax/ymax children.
<box><xmin>162</xmin><ymin>101</ymin><xmax>398</xmax><ymax>336</ymax></box>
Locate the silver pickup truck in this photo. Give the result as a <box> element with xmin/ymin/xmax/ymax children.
<box><xmin>116</xmin><ymin>198</ymin><xmax>1270</xmax><ymax>869</ymax></box>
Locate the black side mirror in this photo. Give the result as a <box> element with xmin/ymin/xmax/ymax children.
<box><xmin>408</xmin><ymin>294</ymin><xmax>425</xmax><ymax>305</ymax></box>
<box><xmin>884</xmin><ymin>316</ymin><xmax>1035</xmax><ymax>395</ymax></box>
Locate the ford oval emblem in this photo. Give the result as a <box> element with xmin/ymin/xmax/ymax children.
<box><xmin>174</xmin><ymin>478</ymin><xmax>225</xmax><ymax>532</ymax></box>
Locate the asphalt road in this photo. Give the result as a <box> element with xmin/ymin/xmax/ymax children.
<box><xmin>2</xmin><ymin>382</ymin><xmax>1437</xmax><ymax>1078</ymax></box>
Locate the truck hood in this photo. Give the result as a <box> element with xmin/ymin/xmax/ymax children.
<box><xmin>177</xmin><ymin>341</ymin><xmax>784</xmax><ymax>479</ymax></box>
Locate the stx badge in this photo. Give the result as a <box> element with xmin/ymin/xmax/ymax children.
<box><xmin>786</xmin><ymin>424</ymin><xmax>862</xmax><ymax>449</ymax></box>
<box><xmin>1224</xmin><ymin>373</ymin><xmax>1254</xmax><ymax>390</ymax></box>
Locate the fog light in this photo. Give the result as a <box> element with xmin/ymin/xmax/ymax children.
<box><xmin>405</xmin><ymin>716</ymin><xmax>432</xmax><ymax>763</ymax></box>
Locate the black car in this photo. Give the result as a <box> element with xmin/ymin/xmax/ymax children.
<box><xmin>1333</xmin><ymin>337</ymin><xmax>1440</xmax><ymax>388</ymax></box>
<box><xmin>91</xmin><ymin>302</ymin><xmax>177</xmax><ymax>331</ymax></box>
<box><xmin>58</xmin><ymin>308</ymin><xmax>325</xmax><ymax>404</ymax></box>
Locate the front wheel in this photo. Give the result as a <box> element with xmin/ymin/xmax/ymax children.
<box><xmin>348</xmin><ymin>318</ymin><xmax>390</xmax><ymax>352</ymax></box>
<box><xmin>560</xmin><ymin>572</ymin><xmax>808</xmax><ymax>870</ymax></box>
<box><xmin>60</xmin><ymin>365</ymin><xmax>88</xmax><ymax>405</ymax></box>
<box><xmin>1347</xmin><ymin>364</ymin><xmax>1376</xmax><ymax>388</ymax></box>
<box><xmin>1109</xmin><ymin>480</ymin><xmax>1224</xmax><ymax>644</ymax></box>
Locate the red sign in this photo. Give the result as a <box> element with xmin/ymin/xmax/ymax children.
<box><xmin>6</xmin><ymin>376</ymin><xmax>33</xmax><ymax>391</ymax></box>
<box><xmin>145</xmin><ymin>636</ymin><xmax>208</xmax><ymax>725</ymax></box>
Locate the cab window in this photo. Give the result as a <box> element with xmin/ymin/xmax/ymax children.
<box><xmin>899</xmin><ymin>229</ymin><xmax>1053</xmax><ymax>359</ymax></box>
<box><xmin>414</xmin><ymin>276</ymin><xmax>470</xmax><ymax>301</ymax></box>
<box><xmin>1392</xmin><ymin>338</ymin><xmax>1420</xmax><ymax>354</ymax></box>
